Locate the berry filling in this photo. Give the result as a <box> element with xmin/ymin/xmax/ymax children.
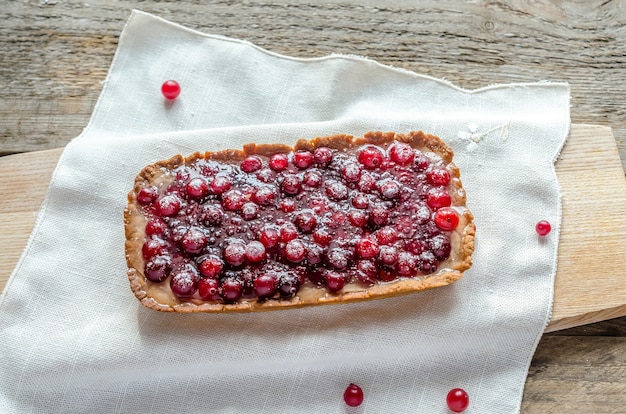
<box><xmin>128</xmin><ymin>133</ymin><xmax>471</xmax><ymax>308</ymax></box>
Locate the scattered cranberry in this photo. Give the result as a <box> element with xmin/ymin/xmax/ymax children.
<box><xmin>137</xmin><ymin>186</ymin><xmax>158</xmax><ymax>205</ymax></box>
<box><xmin>186</xmin><ymin>177</ymin><xmax>209</xmax><ymax>198</ymax></box>
<box><xmin>446</xmin><ymin>388</ymin><xmax>469</xmax><ymax>413</ymax></box>
<box><xmin>389</xmin><ymin>142</ymin><xmax>415</xmax><ymax>165</ymax></box>
<box><xmin>161</xmin><ymin>80</ymin><xmax>181</xmax><ymax>100</ymax></box>
<box><xmin>144</xmin><ymin>255</ymin><xmax>172</xmax><ymax>282</ymax></box>
<box><xmin>210</xmin><ymin>176</ymin><xmax>232</xmax><ymax>195</ymax></box>
<box><xmin>254</xmin><ymin>274</ymin><xmax>278</xmax><ymax>299</ymax></box>
<box><xmin>220</xmin><ymin>278</ymin><xmax>243</xmax><ymax>303</ymax></box>
<box><xmin>245</xmin><ymin>241</ymin><xmax>266</xmax><ymax>263</ymax></box>
<box><xmin>284</xmin><ymin>239</ymin><xmax>306</xmax><ymax>263</ymax></box>
<box><xmin>241</xmin><ymin>156</ymin><xmax>263</xmax><ymax>173</ymax></box>
<box><xmin>426</xmin><ymin>188</ymin><xmax>452</xmax><ymax>210</ymax></box>
<box><xmin>536</xmin><ymin>220</ymin><xmax>552</xmax><ymax>236</ymax></box>
<box><xmin>155</xmin><ymin>194</ymin><xmax>181</xmax><ymax>216</ymax></box>
<box><xmin>426</xmin><ymin>167</ymin><xmax>451</xmax><ymax>186</ymax></box>
<box><xmin>355</xmin><ymin>237</ymin><xmax>379</xmax><ymax>259</ymax></box>
<box><xmin>170</xmin><ymin>269</ymin><xmax>198</xmax><ymax>298</ymax></box>
<box><xmin>198</xmin><ymin>278</ymin><xmax>220</xmax><ymax>301</ymax></box>
<box><xmin>224</xmin><ymin>241</ymin><xmax>246</xmax><ymax>266</ymax></box>
<box><xmin>281</xmin><ymin>174</ymin><xmax>302</xmax><ymax>195</ymax></box>
<box><xmin>343</xmin><ymin>383</ymin><xmax>364</xmax><ymax>407</ymax></box>
<box><xmin>180</xmin><ymin>228</ymin><xmax>207</xmax><ymax>253</ymax></box>
<box><xmin>358</xmin><ymin>146</ymin><xmax>384</xmax><ymax>169</ymax></box>
<box><xmin>294</xmin><ymin>150</ymin><xmax>314</xmax><ymax>169</ymax></box>
<box><xmin>269</xmin><ymin>153</ymin><xmax>289</xmax><ymax>171</ymax></box>
<box><xmin>434</xmin><ymin>207</ymin><xmax>459</xmax><ymax>231</ymax></box>
<box><xmin>200</xmin><ymin>255</ymin><xmax>224</xmax><ymax>279</ymax></box>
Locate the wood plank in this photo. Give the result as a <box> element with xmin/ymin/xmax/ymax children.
<box><xmin>1</xmin><ymin>1</ymin><xmax>625</xmax><ymax>171</ymax></box>
<box><xmin>1</xmin><ymin>124</ymin><xmax>625</xmax><ymax>332</ymax></box>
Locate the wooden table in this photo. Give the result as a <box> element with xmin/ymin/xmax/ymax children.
<box><xmin>2</xmin><ymin>1</ymin><xmax>625</xmax><ymax>412</ymax></box>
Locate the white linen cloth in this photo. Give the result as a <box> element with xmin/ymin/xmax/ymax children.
<box><xmin>0</xmin><ymin>10</ymin><xmax>570</xmax><ymax>413</ymax></box>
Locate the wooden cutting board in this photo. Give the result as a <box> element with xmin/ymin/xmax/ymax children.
<box><xmin>1</xmin><ymin>124</ymin><xmax>625</xmax><ymax>332</ymax></box>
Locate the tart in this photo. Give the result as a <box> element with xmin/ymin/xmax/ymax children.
<box><xmin>124</xmin><ymin>131</ymin><xmax>475</xmax><ymax>312</ymax></box>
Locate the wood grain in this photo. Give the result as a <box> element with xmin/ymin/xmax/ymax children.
<box><xmin>1</xmin><ymin>0</ymin><xmax>625</xmax><ymax>171</ymax></box>
<box><xmin>1</xmin><ymin>124</ymin><xmax>624</xmax><ymax>331</ymax></box>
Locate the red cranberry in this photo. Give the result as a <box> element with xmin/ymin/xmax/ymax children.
<box><xmin>255</xmin><ymin>168</ymin><xmax>275</xmax><ymax>183</ymax></box>
<box><xmin>202</xmin><ymin>204</ymin><xmax>224</xmax><ymax>225</ymax></box>
<box><xmin>241</xmin><ymin>202</ymin><xmax>260</xmax><ymax>220</ymax></box>
<box><xmin>396</xmin><ymin>252</ymin><xmax>418</xmax><ymax>276</ymax></box>
<box><xmin>294</xmin><ymin>150</ymin><xmax>314</xmax><ymax>169</ymax></box>
<box><xmin>210</xmin><ymin>176</ymin><xmax>232</xmax><ymax>195</ymax></box>
<box><xmin>378</xmin><ymin>245</ymin><xmax>399</xmax><ymax>265</ymax></box>
<box><xmin>278</xmin><ymin>274</ymin><xmax>301</xmax><ymax>298</ymax></box>
<box><xmin>348</xmin><ymin>210</ymin><xmax>368</xmax><ymax>227</ymax></box>
<box><xmin>280</xmin><ymin>199</ymin><xmax>297</xmax><ymax>213</ymax></box>
<box><xmin>220</xmin><ymin>278</ymin><xmax>243</xmax><ymax>303</ymax></box>
<box><xmin>341</xmin><ymin>162</ymin><xmax>361</xmax><ymax>182</ymax></box>
<box><xmin>199</xmin><ymin>255</ymin><xmax>224</xmax><ymax>278</ymax></box>
<box><xmin>536</xmin><ymin>220</ymin><xmax>551</xmax><ymax>236</ymax></box>
<box><xmin>186</xmin><ymin>177</ymin><xmax>209</xmax><ymax>198</ymax></box>
<box><xmin>306</xmin><ymin>244</ymin><xmax>323</xmax><ymax>265</ymax></box>
<box><xmin>369</xmin><ymin>205</ymin><xmax>390</xmax><ymax>227</ymax></box>
<box><xmin>245</xmin><ymin>241</ymin><xmax>266</xmax><ymax>263</ymax></box>
<box><xmin>378</xmin><ymin>179</ymin><xmax>400</xmax><ymax>200</ymax></box>
<box><xmin>426</xmin><ymin>167</ymin><xmax>451</xmax><ymax>186</ymax></box>
<box><xmin>294</xmin><ymin>211</ymin><xmax>317</xmax><ymax>233</ymax></box>
<box><xmin>303</xmin><ymin>170</ymin><xmax>323</xmax><ymax>187</ymax></box>
<box><xmin>142</xmin><ymin>238</ymin><xmax>167</xmax><ymax>259</ymax></box>
<box><xmin>180</xmin><ymin>228</ymin><xmax>207</xmax><ymax>253</ymax></box>
<box><xmin>254</xmin><ymin>274</ymin><xmax>278</xmax><ymax>299</ymax></box>
<box><xmin>378</xmin><ymin>268</ymin><xmax>397</xmax><ymax>282</ymax></box>
<box><xmin>280</xmin><ymin>223</ymin><xmax>299</xmax><ymax>243</ymax></box>
<box><xmin>313</xmin><ymin>228</ymin><xmax>333</xmax><ymax>246</ymax></box>
<box><xmin>414</xmin><ymin>152</ymin><xmax>431</xmax><ymax>171</ymax></box>
<box><xmin>222</xmin><ymin>189</ymin><xmax>246</xmax><ymax>211</ymax></box>
<box><xmin>343</xmin><ymin>383</ymin><xmax>364</xmax><ymax>407</ymax></box>
<box><xmin>241</xmin><ymin>156</ymin><xmax>263</xmax><ymax>173</ymax></box>
<box><xmin>325</xmin><ymin>180</ymin><xmax>348</xmax><ymax>200</ymax></box>
<box><xmin>313</xmin><ymin>147</ymin><xmax>333</xmax><ymax>165</ymax></box>
<box><xmin>198</xmin><ymin>278</ymin><xmax>220</xmax><ymax>301</ymax></box>
<box><xmin>426</xmin><ymin>187</ymin><xmax>452</xmax><ymax>210</ymax></box>
<box><xmin>137</xmin><ymin>186</ymin><xmax>158</xmax><ymax>205</ymax></box>
<box><xmin>161</xmin><ymin>80</ymin><xmax>181</xmax><ymax>100</ymax></box>
<box><xmin>429</xmin><ymin>234</ymin><xmax>452</xmax><ymax>260</ymax></box>
<box><xmin>351</xmin><ymin>193</ymin><xmax>369</xmax><ymax>209</ymax></box>
<box><xmin>259</xmin><ymin>226</ymin><xmax>280</xmax><ymax>248</ymax></box>
<box><xmin>434</xmin><ymin>207</ymin><xmax>459</xmax><ymax>231</ymax></box>
<box><xmin>326</xmin><ymin>248</ymin><xmax>351</xmax><ymax>270</ymax></box>
<box><xmin>446</xmin><ymin>388</ymin><xmax>469</xmax><ymax>413</ymax></box>
<box><xmin>169</xmin><ymin>269</ymin><xmax>198</xmax><ymax>298</ymax></box>
<box><xmin>252</xmin><ymin>186</ymin><xmax>276</xmax><ymax>205</ymax></box>
<box><xmin>355</xmin><ymin>259</ymin><xmax>377</xmax><ymax>284</ymax></box>
<box><xmin>284</xmin><ymin>239</ymin><xmax>306</xmax><ymax>263</ymax></box>
<box><xmin>375</xmin><ymin>226</ymin><xmax>398</xmax><ymax>245</ymax></box>
<box><xmin>281</xmin><ymin>174</ymin><xmax>302</xmax><ymax>195</ymax></box>
<box><xmin>406</xmin><ymin>239</ymin><xmax>427</xmax><ymax>255</ymax></box>
<box><xmin>419</xmin><ymin>251</ymin><xmax>438</xmax><ymax>274</ymax></box>
<box><xmin>389</xmin><ymin>142</ymin><xmax>415</xmax><ymax>165</ymax></box>
<box><xmin>144</xmin><ymin>255</ymin><xmax>172</xmax><ymax>282</ymax></box>
<box><xmin>355</xmin><ymin>237</ymin><xmax>379</xmax><ymax>259</ymax></box>
<box><xmin>357</xmin><ymin>145</ymin><xmax>384</xmax><ymax>169</ymax></box>
<box><xmin>224</xmin><ymin>241</ymin><xmax>246</xmax><ymax>266</ymax></box>
<box><xmin>324</xmin><ymin>271</ymin><xmax>346</xmax><ymax>292</ymax></box>
<box><xmin>156</xmin><ymin>194</ymin><xmax>182</xmax><ymax>217</ymax></box>
<box><xmin>269</xmin><ymin>153</ymin><xmax>289</xmax><ymax>171</ymax></box>
<box><xmin>308</xmin><ymin>269</ymin><xmax>326</xmax><ymax>286</ymax></box>
<box><xmin>145</xmin><ymin>218</ymin><xmax>167</xmax><ymax>236</ymax></box>
<box><xmin>357</xmin><ymin>173</ymin><xmax>377</xmax><ymax>192</ymax></box>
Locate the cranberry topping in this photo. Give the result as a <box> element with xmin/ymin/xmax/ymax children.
<box><xmin>138</xmin><ymin>140</ymin><xmax>462</xmax><ymax>304</ymax></box>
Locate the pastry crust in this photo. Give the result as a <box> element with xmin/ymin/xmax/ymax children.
<box><xmin>125</xmin><ymin>131</ymin><xmax>475</xmax><ymax>313</ymax></box>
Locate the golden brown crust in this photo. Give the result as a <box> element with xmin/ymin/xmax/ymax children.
<box><xmin>124</xmin><ymin>131</ymin><xmax>475</xmax><ymax>313</ymax></box>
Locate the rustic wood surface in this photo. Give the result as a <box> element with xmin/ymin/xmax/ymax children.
<box><xmin>2</xmin><ymin>1</ymin><xmax>626</xmax><ymax>412</ymax></box>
